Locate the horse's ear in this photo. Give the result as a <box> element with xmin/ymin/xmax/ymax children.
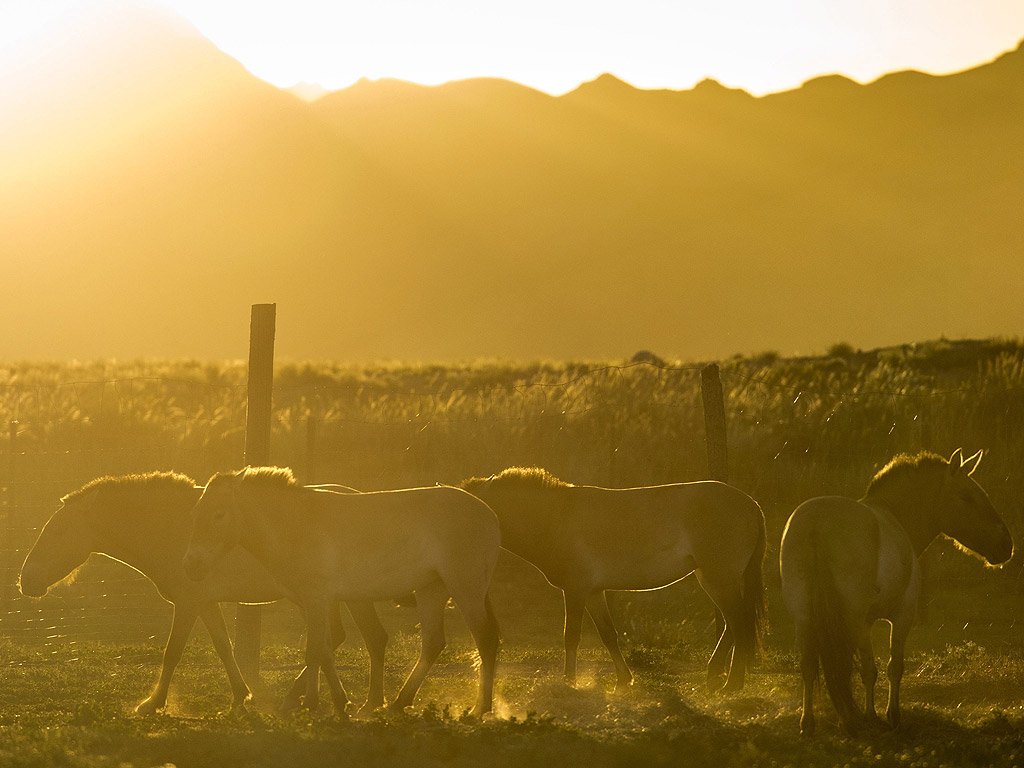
<box><xmin>963</xmin><ymin>449</ymin><xmax>983</xmax><ymax>476</ymax></box>
<box><xmin>948</xmin><ymin>448</ymin><xmax>965</xmax><ymax>474</ymax></box>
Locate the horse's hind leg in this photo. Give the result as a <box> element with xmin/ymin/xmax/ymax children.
<box><xmin>797</xmin><ymin>626</ymin><xmax>818</xmax><ymax>737</ymax></box>
<box><xmin>696</xmin><ymin>574</ymin><xmax>748</xmax><ymax>692</ymax></box>
<box><xmin>857</xmin><ymin>626</ymin><xmax>880</xmax><ymax>724</ymax></box>
<box><xmin>136</xmin><ymin>603</ymin><xmax>200</xmax><ymax>715</ymax></box>
<box><xmin>456</xmin><ymin>591</ymin><xmax>501</xmax><ymax>718</ymax></box>
<box><xmin>391</xmin><ymin>579</ymin><xmax>448</xmax><ymax>712</ymax></box>
<box><xmin>282</xmin><ymin>601</ymin><xmax>348</xmax><ymax>712</ymax></box>
<box><xmin>885</xmin><ymin>616</ymin><xmax>911</xmax><ymax>730</ymax></box>
<box><xmin>585</xmin><ymin>591</ymin><xmax>633</xmax><ymax>691</ymax></box>
<box><xmin>347</xmin><ymin>599</ymin><xmax>389</xmax><ymax>712</ymax></box>
<box><xmin>562</xmin><ymin>589</ymin><xmax>586</xmax><ymax>685</ymax></box>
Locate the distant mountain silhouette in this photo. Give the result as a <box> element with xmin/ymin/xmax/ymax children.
<box><xmin>1</xmin><ymin>1</ymin><xmax>1022</xmax><ymax>361</ymax></box>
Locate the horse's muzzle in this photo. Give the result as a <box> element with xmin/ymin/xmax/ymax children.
<box><xmin>18</xmin><ymin>566</ymin><xmax>48</xmax><ymax>597</ymax></box>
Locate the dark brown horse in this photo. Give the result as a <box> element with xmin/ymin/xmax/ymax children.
<box><xmin>780</xmin><ymin>449</ymin><xmax>1013</xmax><ymax>735</ymax></box>
<box><xmin>19</xmin><ymin>472</ymin><xmax>388</xmax><ymax>714</ymax></box>
<box><xmin>184</xmin><ymin>467</ymin><xmax>502</xmax><ymax>717</ymax></box>
<box><xmin>462</xmin><ymin>467</ymin><xmax>766</xmax><ymax>692</ymax></box>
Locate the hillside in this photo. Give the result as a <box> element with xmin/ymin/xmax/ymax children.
<box><xmin>1</xmin><ymin>1</ymin><xmax>1022</xmax><ymax>361</ymax></box>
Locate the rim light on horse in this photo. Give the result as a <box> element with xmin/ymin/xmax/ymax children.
<box><xmin>184</xmin><ymin>467</ymin><xmax>502</xmax><ymax>718</ymax></box>
<box><xmin>19</xmin><ymin>472</ymin><xmax>389</xmax><ymax>715</ymax></box>
<box><xmin>462</xmin><ymin>467</ymin><xmax>767</xmax><ymax>693</ymax></box>
<box><xmin>780</xmin><ymin>448</ymin><xmax>1013</xmax><ymax>736</ymax></box>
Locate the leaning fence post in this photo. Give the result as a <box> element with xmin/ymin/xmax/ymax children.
<box><xmin>235</xmin><ymin>303</ymin><xmax>276</xmax><ymax>683</ymax></box>
<box><xmin>700</xmin><ymin>363</ymin><xmax>729</xmax><ymax>482</ymax></box>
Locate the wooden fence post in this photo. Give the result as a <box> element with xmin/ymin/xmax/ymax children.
<box><xmin>3</xmin><ymin>421</ymin><xmax>18</xmax><ymax>611</ymax></box>
<box><xmin>700</xmin><ymin>364</ymin><xmax>729</xmax><ymax>640</ymax></box>
<box><xmin>235</xmin><ymin>303</ymin><xmax>276</xmax><ymax>683</ymax></box>
<box><xmin>700</xmin><ymin>363</ymin><xmax>729</xmax><ymax>482</ymax></box>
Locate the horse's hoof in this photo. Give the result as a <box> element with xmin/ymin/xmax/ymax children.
<box><xmin>799</xmin><ymin>715</ymin><xmax>815</xmax><ymax>738</ymax></box>
<box><xmin>705</xmin><ymin>676</ymin><xmax>727</xmax><ymax>694</ymax></box>
<box><xmin>278</xmin><ymin>697</ymin><xmax>301</xmax><ymax>715</ymax></box>
<box><xmin>862</xmin><ymin>713</ymin><xmax>886</xmax><ymax>731</ymax></box>
<box><xmin>840</xmin><ymin>719</ymin><xmax>861</xmax><ymax>738</ymax></box>
<box><xmin>134</xmin><ymin>698</ymin><xmax>162</xmax><ymax>716</ymax></box>
<box><xmin>721</xmin><ymin>678</ymin><xmax>745</xmax><ymax>694</ymax></box>
<box><xmin>357</xmin><ymin>699</ymin><xmax>384</xmax><ymax>715</ymax></box>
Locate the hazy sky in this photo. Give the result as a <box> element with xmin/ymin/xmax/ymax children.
<box><xmin>158</xmin><ymin>0</ymin><xmax>1024</xmax><ymax>95</ymax></box>
<box><xmin>1</xmin><ymin>1</ymin><xmax>1023</xmax><ymax>96</ymax></box>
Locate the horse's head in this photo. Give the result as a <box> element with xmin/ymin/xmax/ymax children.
<box><xmin>940</xmin><ymin>449</ymin><xmax>1014</xmax><ymax>566</ymax></box>
<box><xmin>183</xmin><ymin>472</ymin><xmax>240</xmax><ymax>581</ymax></box>
<box><xmin>20</xmin><ymin>489</ymin><xmax>99</xmax><ymax>597</ymax></box>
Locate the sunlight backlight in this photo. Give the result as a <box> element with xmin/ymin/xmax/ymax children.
<box><xmin>151</xmin><ymin>0</ymin><xmax>1024</xmax><ymax>96</ymax></box>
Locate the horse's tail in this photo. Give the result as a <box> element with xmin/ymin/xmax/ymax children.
<box><xmin>807</xmin><ymin>530</ymin><xmax>859</xmax><ymax>723</ymax></box>
<box><xmin>741</xmin><ymin>509</ymin><xmax>768</xmax><ymax>657</ymax></box>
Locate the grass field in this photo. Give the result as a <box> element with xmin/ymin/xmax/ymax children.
<box><xmin>1</xmin><ymin>622</ymin><xmax>1023</xmax><ymax>768</ymax></box>
<box><xmin>2</xmin><ymin>338</ymin><xmax>1024</xmax><ymax>766</ymax></box>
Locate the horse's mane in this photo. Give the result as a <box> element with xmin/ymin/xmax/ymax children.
<box><xmin>461</xmin><ymin>466</ymin><xmax>574</xmax><ymax>492</ymax></box>
<box><xmin>232</xmin><ymin>465</ymin><xmax>299</xmax><ymax>488</ymax></box>
<box><xmin>865</xmin><ymin>451</ymin><xmax>948</xmax><ymax>496</ymax></box>
<box><xmin>61</xmin><ymin>471</ymin><xmax>198</xmax><ymax>505</ymax></box>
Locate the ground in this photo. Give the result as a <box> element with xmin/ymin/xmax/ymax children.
<box><xmin>1</xmin><ymin>627</ymin><xmax>1022</xmax><ymax>768</ymax></box>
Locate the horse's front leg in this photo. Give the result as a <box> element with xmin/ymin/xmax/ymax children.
<box><xmin>347</xmin><ymin>599</ymin><xmax>388</xmax><ymax>713</ymax></box>
<box><xmin>585</xmin><ymin>591</ymin><xmax>633</xmax><ymax>691</ymax></box>
<box><xmin>199</xmin><ymin>602</ymin><xmax>252</xmax><ymax>710</ymax></box>
<box><xmin>562</xmin><ymin>589</ymin><xmax>586</xmax><ymax>686</ymax></box>
<box><xmin>303</xmin><ymin>599</ymin><xmax>350</xmax><ymax>715</ymax></box>
<box><xmin>282</xmin><ymin>602</ymin><xmax>347</xmax><ymax>712</ymax></box>
<box><xmin>136</xmin><ymin>603</ymin><xmax>198</xmax><ymax>715</ymax></box>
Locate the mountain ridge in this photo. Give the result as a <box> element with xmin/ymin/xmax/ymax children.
<box><xmin>1</xmin><ymin>2</ymin><xmax>1022</xmax><ymax>361</ymax></box>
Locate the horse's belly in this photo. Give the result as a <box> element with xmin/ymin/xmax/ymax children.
<box><xmin>325</xmin><ymin>565</ymin><xmax>437</xmax><ymax>602</ymax></box>
<box><xmin>597</xmin><ymin>554</ymin><xmax>697</xmax><ymax>591</ymax></box>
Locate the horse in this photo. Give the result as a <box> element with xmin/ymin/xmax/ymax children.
<box><xmin>460</xmin><ymin>467</ymin><xmax>767</xmax><ymax>692</ymax></box>
<box><xmin>18</xmin><ymin>472</ymin><xmax>390</xmax><ymax>714</ymax></box>
<box><xmin>183</xmin><ymin>466</ymin><xmax>502</xmax><ymax>718</ymax></box>
<box><xmin>779</xmin><ymin>449</ymin><xmax>1013</xmax><ymax>736</ymax></box>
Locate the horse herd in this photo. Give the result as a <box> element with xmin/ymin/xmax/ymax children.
<box><xmin>17</xmin><ymin>448</ymin><xmax>1013</xmax><ymax>735</ymax></box>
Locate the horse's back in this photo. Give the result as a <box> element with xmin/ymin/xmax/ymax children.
<box><xmin>315</xmin><ymin>485</ymin><xmax>499</xmax><ymax>542</ymax></box>
<box><xmin>307</xmin><ymin>485</ymin><xmax>501</xmax><ymax>598</ymax></box>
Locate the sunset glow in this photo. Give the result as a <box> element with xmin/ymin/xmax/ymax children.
<box><xmin>153</xmin><ymin>0</ymin><xmax>1024</xmax><ymax>95</ymax></box>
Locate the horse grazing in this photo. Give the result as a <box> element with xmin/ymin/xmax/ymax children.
<box><xmin>184</xmin><ymin>467</ymin><xmax>502</xmax><ymax>718</ymax></box>
<box><xmin>19</xmin><ymin>472</ymin><xmax>389</xmax><ymax>714</ymax></box>
<box><xmin>461</xmin><ymin>467</ymin><xmax>767</xmax><ymax>692</ymax></box>
<box><xmin>780</xmin><ymin>449</ymin><xmax>1013</xmax><ymax>736</ymax></box>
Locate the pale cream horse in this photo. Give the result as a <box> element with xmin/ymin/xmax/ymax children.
<box><xmin>184</xmin><ymin>467</ymin><xmax>502</xmax><ymax>717</ymax></box>
<box><xmin>462</xmin><ymin>467</ymin><xmax>766</xmax><ymax>692</ymax></box>
<box><xmin>780</xmin><ymin>449</ymin><xmax>1013</xmax><ymax>736</ymax></box>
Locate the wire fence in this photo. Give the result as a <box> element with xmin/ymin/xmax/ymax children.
<box><xmin>2</xmin><ymin>345</ymin><xmax>1023</xmax><ymax>661</ymax></box>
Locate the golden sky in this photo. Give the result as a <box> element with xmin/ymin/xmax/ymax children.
<box><xmin>2</xmin><ymin>0</ymin><xmax>1024</xmax><ymax>96</ymax></box>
